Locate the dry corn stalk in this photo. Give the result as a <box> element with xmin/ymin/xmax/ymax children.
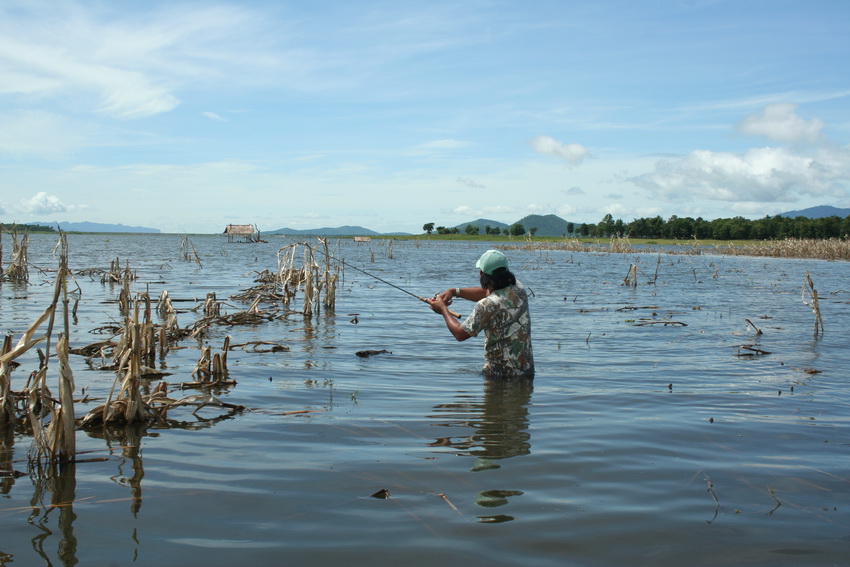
<box><xmin>180</xmin><ymin>236</ymin><xmax>202</xmax><ymax>266</ymax></box>
<box><xmin>42</xmin><ymin>334</ymin><xmax>76</xmax><ymax>462</ymax></box>
<box><xmin>25</xmin><ymin>233</ymin><xmax>77</xmax><ymax>464</ymax></box>
<box><xmin>102</xmin><ymin>257</ymin><xmax>135</xmax><ymax>284</ymax></box>
<box><xmin>86</xmin><ymin>300</ymin><xmax>153</xmax><ymax>426</ymax></box>
<box><xmin>3</xmin><ymin>226</ymin><xmax>29</xmax><ymax>281</ymax></box>
<box><xmin>622</xmin><ymin>264</ymin><xmax>637</xmax><ymax>287</ymax></box>
<box><xmin>802</xmin><ymin>272</ymin><xmax>824</xmax><ymax>336</ymax></box>
<box><xmin>185</xmin><ymin>336</ymin><xmax>234</xmax><ymax>388</ymax></box>
<box><xmin>319</xmin><ymin>238</ymin><xmax>338</xmax><ymax>311</ymax></box>
<box><xmin>275</xmin><ymin>241</ymin><xmax>337</xmax><ymax>316</ymax></box>
<box><xmin>204</xmin><ymin>292</ymin><xmax>221</xmax><ymax>317</ymax></box>
<box><xmin>0</xmin><ymin>334</ymin><xmax>15</xmax><ymax>425</ymax></box>
<box><xmin>157</xmin><ymin>290</ymin><xmax>175</xmax><ymax>316</ymax></box>
<box><xmin>303</xmin><ymin>246</ymin><xmax>316</xmax><ymax>316</ymax></box>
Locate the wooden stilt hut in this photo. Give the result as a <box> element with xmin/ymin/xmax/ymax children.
<box><xmin>224</xmin><ymin>224</ymin><xmax>262</xmax><ymax>243</ymax></box>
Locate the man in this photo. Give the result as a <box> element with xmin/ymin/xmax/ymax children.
<box><xmin>427</xmin><ymin>249</ymin><xmax>534</xmax><ymax>379</ymax></box>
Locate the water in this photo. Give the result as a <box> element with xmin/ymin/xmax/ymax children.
<box><xmin>1</xmin><ymin>234</ymin><xmax>848</xmax><ymax>566</ymax></box>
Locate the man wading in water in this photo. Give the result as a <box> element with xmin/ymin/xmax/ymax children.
<box><xmin>427</xmin><ymin>249</ymin><xmax>534</xmax><ymax>379</ymax></box>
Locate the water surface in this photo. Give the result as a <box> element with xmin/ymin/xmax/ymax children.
<box><xmin>1</xmin><ymin>234</ymin><xmax>848</xmax><ymax>566</ymax></box>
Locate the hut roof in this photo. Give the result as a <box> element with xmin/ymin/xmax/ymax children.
<box><xmin>224</xmin><ymin>224</ymin><xmax>257</xmax><ymax>235</ymax></box>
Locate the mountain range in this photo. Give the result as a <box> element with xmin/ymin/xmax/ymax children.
<box><xmin>30</xmin><ymin>221</ymin><xmax>161</xmax><ymax>233</ymax></box>
<box><xmin>777</xmin><ymin>205</ymin><xmax>850</xmax><ymax>218</ymax></box>
<box><xmin>21</xmin><ymin>205</ymin><xmax>850</xmax><ymax>235</ymax></box>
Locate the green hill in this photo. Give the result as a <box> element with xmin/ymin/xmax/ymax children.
<box><xmin>513</xmin><ymin>214</ymin><xmax>571</xmax><ymax>236</ymax></box>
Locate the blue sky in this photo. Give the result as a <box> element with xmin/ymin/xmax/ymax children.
<box><xmin>1</xmin><ymin>0</ymin><xmax>848</xmax><ymax>234</ymax></box>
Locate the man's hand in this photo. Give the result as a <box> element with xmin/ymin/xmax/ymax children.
<box><xmin>436</xmin><ymin>288</ymin><xmax>455</xmax><ymax>304</ymax></box>
<box><xmin>426</xmin><ymin>296</ymin><xmax>448</xmax><ymax>314</ymax></box>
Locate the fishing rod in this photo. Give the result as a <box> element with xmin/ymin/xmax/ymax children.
<box><xmin>291</xmin><ymin>239</ymin><xmax>461</xmax><ymax>318</ymax></box>
<box><xmin>339</xmin><ymin>258</ymin><xmax>461</xmax><ymax>318</ymax></box>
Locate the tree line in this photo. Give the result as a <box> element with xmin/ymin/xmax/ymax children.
<box><xmin>422</xmin><ymin>222</ymin><xmax>535</xmax><ymax>236</ymax></box>
<box><xmin>587</xmin><ymin>213</ymin><xmax>850</xmax><ymax>240</ymax></box>
<box><xmin>0</xmin><ymin>223</ymin><xmax>56</xmax><ymax>233</ymax></box>
<box><xmin>424</xmin><ymin>214</ymin><xmax>850</xmax><ymax>240</ymax></box>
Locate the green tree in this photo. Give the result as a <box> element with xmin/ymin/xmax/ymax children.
<box><xmin>465</xmin><ymin>224</ymin><xmax>480</xmax><ymax>235</ymax></box>
<box><xmin>509</xmin><ymin>223</ymin><xmax>526</xmax><ymax>236</ymax></box>
<box><xmin>423</xmin><ymin>222</ymin><xmax>435</xmax><ymax>234</ymax></box>
<box><xmin>597</xmin><ymin>214</ymin><xmax>615</xmax><ymax>237</ymax></box>
<box><xmin>668</xmin><ymin>215</ymin><xmax>694</xmax><ymax>239</ymax></box>
<box><xmin>841</xmin><ymin>216</ymin><xmax>850</xmax><ymax>238</ymax></box>
<box><xmin>613</xmin><ymin>219</ymin><xmax>625</xmax><ymax>236</ymax></box>
<box><xmin>646</xmin><ymin>216</ymin><xmax>666</xmax><ymax>238</ymax></box>
<box><xmin>529</xmin><ymin>227</ymin><xmax>538</xmax><ymax>236</ymax></box>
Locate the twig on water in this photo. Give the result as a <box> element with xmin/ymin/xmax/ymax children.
<box><xmin>705</xmin><ymin>474</ymin><xmax>720</xmax><ymax>524</ymax></box>
<box><xmin>735</xmin><ymin>345</ymin><xmax>771</xmax><ymax>356</ymax></box>
<box><xmin>802</xmin><ymin>273</ymin><xmax>824</xmax><ymax>337</ymax></box>
<box><xmin>634</xmin><ymin>320</ymin><xmax>687</xmax><ymax>327</ymax></box>
<box><xmin>766</xmin><ymin>486</ymin><xmax>782</xmax><ymax>516</ymax></box>
<box><xmin>744</xmin><ymin>318</ymin><xmax>763</xmax><ymax>335</ymax></box>
<box><xmin>437</xmin><ymin>493</ymin><xmax>462</xmax><ymax>515</ymax></box>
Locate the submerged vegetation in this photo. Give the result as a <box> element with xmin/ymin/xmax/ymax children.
<box><xmin>0</xmin><ymin>233</ymin><xmax>340</xmax><ymax>470</ymax></box>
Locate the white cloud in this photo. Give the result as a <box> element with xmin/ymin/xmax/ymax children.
<box><xmin>631</xmin><ymin>146</ymin><xmax>849</xmax><ymax>204</ymax></box>
<box><xmin>17</xmin><ymin>192</ymin><xmax>73</xmax><ymax>215</ymax></box>
<box><xmin>0</xmin><ymin>3</ymin><xmax>277</xmax><ymax>120</ymax></box>
<box><xmin>203</xmin><ymin>111</ymin><xmax>226</xmax><ymax>121</ymax></box>
<box><xmin>557</xmin><ymin>204</ymin><xmax>577</xmax><ymax>217</ymax></box>
<box><xmin>738</xmin><ymin>103</ymin><xmax>825</xmax><ymax>144</ymax></box>
<box><xmin>0</xmin><ymin>31</ymin><xmax>180</xmax><ymax>119</ymax></box>
<box><xmin>530</xmin><ymin>135</ymin><xmax>589</xmax><ymax>165</ymax></box>
<box><xmin>452</xmin><ymin>205</ymin><xmax>477</xmax><ymax>216</ymax></box>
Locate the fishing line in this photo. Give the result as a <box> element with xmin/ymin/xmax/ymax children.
<box><xmin>287</xmin><ymin>239</ymin><xmax>461</xmax><ymax>318</ymax></box>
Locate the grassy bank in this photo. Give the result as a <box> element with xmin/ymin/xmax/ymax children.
<box><xmin>369</xmin><ymin>234</ymin><xmax>850</xmax><ymax>260</ymax></box>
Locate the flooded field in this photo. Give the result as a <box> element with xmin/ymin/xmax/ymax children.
<box><xmin>1</xmin><ymin>233</ymin><xmax>848</xmax><ymax>566</ymax></box>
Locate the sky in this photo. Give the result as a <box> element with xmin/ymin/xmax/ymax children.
<box><xmin>1</xmin><ymin>0</ymin><xmax>849</xmax><ymax>234</ymax></box>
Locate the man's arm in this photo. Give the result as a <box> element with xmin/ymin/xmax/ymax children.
<box><xmin>427</xmin><ymin>296</ymin><xmax>471</xmax><ymax>341</ymax></box>
<box><xmin>437</xmin><ymin>286</ymin><xmax>487</xmax><ymax>304</ymax></box>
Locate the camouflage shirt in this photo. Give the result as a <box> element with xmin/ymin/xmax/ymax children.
<box><xmin>461</xmin><ymin>281</ymin><xmax>534</xmax><ymax>378</ymax></box>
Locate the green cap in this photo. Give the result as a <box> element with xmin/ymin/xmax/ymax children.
<box><xmin>476</xmin><ymin>249</ymin><xmax>509</xmax><ymax>275</ymax></box>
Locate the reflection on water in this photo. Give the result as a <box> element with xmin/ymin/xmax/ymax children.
<box><xmin>27</xmin><ymin>462</ymin><xmax>78</xmax><ymax>566</ymax></box>
<box><xmin>88</xmin><ymin>423</ymin><xmax>148</xmax><ymax>517</ymax></box>
<box><xmin>429</xmin><ymin>378</ymin><xmax>532</xmax><ymax>463</ymax></box>
<box><xmin>429</xmin><ymin>378</ymin><xmax>533</xmax><ymax>522</ymax></box>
